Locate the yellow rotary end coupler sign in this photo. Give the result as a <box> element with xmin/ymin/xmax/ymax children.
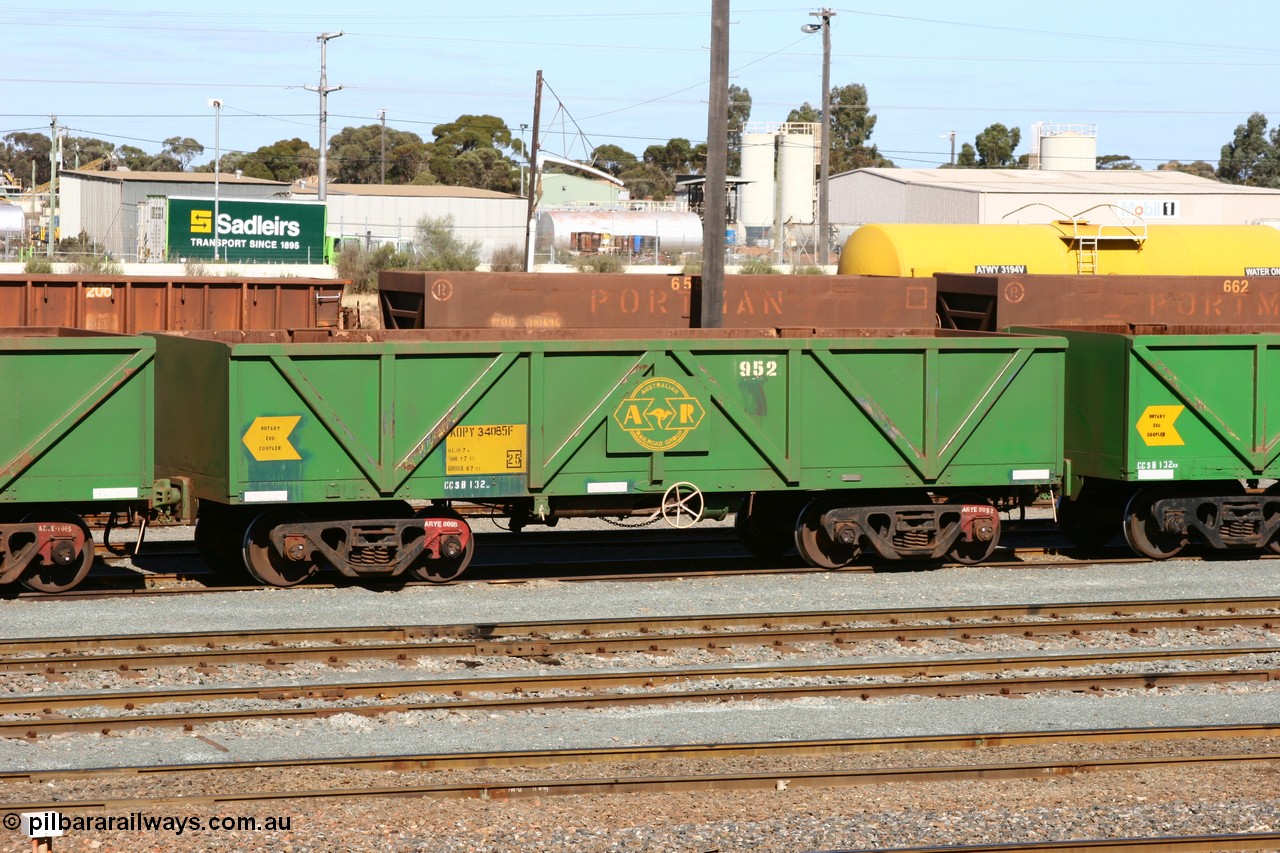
<box><xmin>612</xmin><ymin>376</ymin><xmax>707</xmax><ymax>452</ymax></box>
<box><xmin>243</xmin><ymin>416</ymin><xmax>302</xmax><ymax>461</ymax></box>
<box><xmin>1137</xmin><ymin>405</ymin><xmax>1185</xmax><ymax>447</ymax></box>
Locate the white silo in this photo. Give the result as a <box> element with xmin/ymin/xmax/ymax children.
<box><xmin>1034</xmin><ymin>123</ymin><xmax>1098</xmax><ymax>171</ymax></box>
<box><xmin>739</xmin><ymin>128</ymin><xmax>777</xmax><ymax>232</ymax></box>
<box><xmin>777</xmin><ymin>122</ymin><xmax>818</xmax><ymax>224</ymax></box>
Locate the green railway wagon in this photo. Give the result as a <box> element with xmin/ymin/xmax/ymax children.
<box><xmin>0</xmin><ymin>328</ymin><xmax>156</xmax><ymax>592</ymax></box>
<box><xmin>1014</xmin><ymin>324</ymin><xmax>1280</xmax><ymax>558</ymax></box>
<box><xmin>152</xmin><ymin>328</ymin><xmax>1065</xmax><ymax>585</ymax></box>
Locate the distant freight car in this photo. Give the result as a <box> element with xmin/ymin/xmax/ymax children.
<box><xmin>838</xmin><ymin>223</ymin><xmax>1280</xmax><ymax>278</ymax></box>
<box><xmin>0</xmin><ymin>274</ymin><xmax>346</xmax><ymax>333</ymax></box>
<box><xmin>931</xmin><ymin>273</ymin><xmax>1280</xmax><ymax>332</ymax></box>
<box><xmin>378</xmin><ymin>271</ymin><xmax>934</xmax><ymax>331</ymax></box>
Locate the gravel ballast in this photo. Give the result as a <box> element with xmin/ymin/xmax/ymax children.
<box><xmin>3</xmin><ymin>557</ymin><xmax>1280</xmax><ymax>851</ymax></box>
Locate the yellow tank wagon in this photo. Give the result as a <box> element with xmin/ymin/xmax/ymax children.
<box><xmin>838</xmin><ymin>222</ymin><xmax>1280</xmax><ymax>278</ymax></box>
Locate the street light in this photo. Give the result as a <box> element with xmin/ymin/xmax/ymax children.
<box><xmin>801</xmin><ymin>7</ymin><xmax>835</xmax><ymax>264</ymax></box>
<box><xmin>208</xmin><ymin>98</ymin><xmax>223</xmax><ymax>261</ymax></box>
<box><xmin>306</xmin><ymin>31</ymin><xmax>344</xmax><ymax>202</ymax></box>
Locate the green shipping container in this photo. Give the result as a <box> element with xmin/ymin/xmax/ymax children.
<box><xmin>0</xmin><ymin>328</ymin><xmax>155</xmax><ymax>591</ymax></box>
<box><xmin>153</xmin><ymin>328</ymin><xmax>1064</xmax><ymax>580</ymax></box>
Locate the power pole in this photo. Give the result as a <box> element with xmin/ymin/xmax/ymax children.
<box><xmin>305</xmin><ymin>31</ymin><xmax>344</xmax><ymax>202</ymax></box>
<box><xmin>701</xmin><ymin>0</ymin><xmax>729</xmax><ymax>328</ymax></box>
<box><xmin>379</xmin><ymin>109</ymin><xmax>387</xmax><ymax>184</ymax></box>
<box><xmin>812</xmin><ymin>8</ymin><xmax>835</xmax><ymax>264</ymax></box>
<box><xmin>46</xmin><ymin>115</ymin><xmax>57</xmax><ymax>259</ymax></box>
<box><xmin>523</xmin><ymin>70</ymin><xmax>542</xmax><ymax>272</ymax></box>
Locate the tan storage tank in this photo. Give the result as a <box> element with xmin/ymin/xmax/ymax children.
<box><xmin>838</xmin><ymin>223</ymin><xmax>1280</xmax><ymax>277</ymax></box>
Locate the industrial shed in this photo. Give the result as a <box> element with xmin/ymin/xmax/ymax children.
<box><xmin>59</xmin><ymin>170</ymin><xmax>289</xmax><ymax>261</ymax></box>
<box><xmin>291</xmin><ymin>182</ymin><xmax>526</xmax><ymax>262</ymax></box>
<box><xmin>829</xmin><ymin>168</ymin><xmax>1280</xmax><ymax>233</ymax></box>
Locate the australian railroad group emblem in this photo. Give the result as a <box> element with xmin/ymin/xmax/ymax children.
<box><xmin>612</xmin><ymin>376</ymin><xmax>706</xmax><ymax>451</ymax></box>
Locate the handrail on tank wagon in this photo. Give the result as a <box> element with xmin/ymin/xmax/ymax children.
<box><xmin>1001</xmin><ymin>202</ymin><xmax>1147</xmax><ymax>274</ymax></box>
<box><xmin>1000</xmin><ymin>202</ymin><xmax>1148</xmax><ymax>244</ymax></box>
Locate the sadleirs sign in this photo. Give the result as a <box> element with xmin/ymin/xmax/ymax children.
<box><xmin>166</xmin><ymin>197</ymin><xmax>326</xmax><ymax>262</ymax></box>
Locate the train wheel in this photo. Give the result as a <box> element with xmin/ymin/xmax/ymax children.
<box><xmin>733</xmin><ymin>497</ymin><xmax>795</xmax><ymax>558</ymax></box>
<box><xmin>409</xmin><ymin>508</ymin><xmax>474</xmax><ymax>583</ymax></box>
<box><xmin>1056</xmin><ymin>494</ymin><xmax>1120</xmax><ymax>550</ymax></box>
<box><xmin>19</xmin><ymin>510</ymin><xmax>95</xmax><ymax>594</ymax></box>
<box><xmin>243</xmin><ymin>509</ymin><xmax>318</xmax><ymax>587</ymax></box>
<box><xmin>945</xmin><ymin>495</ymin><xmax>1000</xmax><ymax>565</ymax></box>
<box><xmin>1123</xmin><ymin>488</ymin><xmax>1186</xmax><ymax>560</ymax></box>
<box><xmin>794</xmin><ymin>498</ymin><xmax>857</xmax><ymax>569</ymax></box>
<box><xmin>1265</xmin><ymin>483</ymin><xmax>1280</xmax><ymax>555</ymax></box>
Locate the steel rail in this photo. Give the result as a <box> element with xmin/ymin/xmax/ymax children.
<box><xmin>6</xmin><ymin>722</ymin><xmax>1278</xmax><ymax>783</ymax></box>
<box><xmin>4</xmin><ymin>665</ymin><xmax>1276</xmax><ymax>739</ymax></box>
<box><xmin>4</xmin><ymin>596</ymin><xmax>1278</xmax><ymax>673</ymax></box>
<box><xmin>842</xmin><ymin>835</ymin><xmax>1280</xmax><ymax>852</ymax></box>
<box><xmin>5</xmin><ymin>754</ymin><xmax>1280</xmax><ymax>818</ymax></box>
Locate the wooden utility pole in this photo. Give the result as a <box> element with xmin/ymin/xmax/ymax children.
<box><xmin>524</xmin><ymin>70</ymin><xmax>543</xmax><ymax>271</ymax></box>
<box><xmin>701</xmin><ymin>0</ymin><xmax>729</xmax><ymax>328</ymax></box>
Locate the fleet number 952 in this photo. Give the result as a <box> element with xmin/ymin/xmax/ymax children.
<box><xmin>738</xmin><ymin>359</ymin><xmax>778</xmax><ymax>377</ymax></box>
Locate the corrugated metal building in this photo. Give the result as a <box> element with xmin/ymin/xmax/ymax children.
<box><xmin>59</xmin><ymin>171</ymin><xmax>526</xmax><ymax>263</ymax></box>
<box><xmin>60</xmin><ymin>170</ymin><xmax>289</xmax><ymax>260</ymax></box>
<box><xmin>292</xmin><ymin>183</ymin><xmax>526</xmax><ymax>260</ymax></box>
<box><xmin>830</xmin><ymin>168</ymin><xmax>1280</xmax><ymax>231</ymax></box>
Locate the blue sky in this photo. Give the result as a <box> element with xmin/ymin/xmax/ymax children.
<box><xmin>4</xmin><ymin>2</ymin><xmax>1277</xmax><ymax>171</ymax></box>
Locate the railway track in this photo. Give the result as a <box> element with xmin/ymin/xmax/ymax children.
<box><xmin>5</xmin><ymin>593</ymin><xmax>1277</xmax><ymax>848</ymax></box>
<box><xmin>4</xmin><ymin>652</ymin><xmax>1277</xmax><ymax>739</ymax></box>
<box><xmin>5</xmin><ymin>722</ymin><xmax>1277</xmax><ymax>782</ymax></box>
<box><xmin>5</xmin><ymin>750</ymin><xmax>1280</xmax><ymax>853</ymax></box>
<box><xmin>5</xmin><ymin>597</ymin><xmax>1278</xmax><ymax>738</ymax></box>
<box><xmin>6</xmin><ymin>595</ymin><xmax>1277</xmax><ymax>671</ymax></box>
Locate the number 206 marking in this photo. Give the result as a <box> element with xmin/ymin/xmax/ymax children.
<box><xmin>738</xmin><ymin>359</ymin><xmax>778</xmax><ymax>378</ymax></box>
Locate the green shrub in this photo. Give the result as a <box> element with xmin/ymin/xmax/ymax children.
<box><xmin>411</xmin><ymin>215</ymin><xmax>480</xmax><ymax>271</ymax></box>
<box><xmin>23</xmin><ymin>257</ymin><xmax>53</xmax><ymax>274</ymax></box>
<box><xmin>69</xmin><ymin>254</ymin><xmax>123</xmax><ymax>275</ymax></box>
<box><xmin>488</xmin><ymin>243</ymin><xmax>525</xmax><ymax>272</ymax></box>
<box><xmin>569</xmin><ymin>253</ymin><xmax>626</xmax><ymax>273</ymax></box>
<box><xmin>335</xmin><ymin>242</ymin><xmax>414</xmax><ymax>294</ymax></box>
<box><xmin>738</xmin><ymin>257</ymin><xmax>780</xmax><ymax>275</ymax></box>
<box><xmin>792</xmin><ymin>264</ymin><xmax>826</xmax><ymax>275</ymax></box>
